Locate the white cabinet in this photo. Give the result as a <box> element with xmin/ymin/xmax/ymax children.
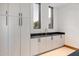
<box><xmin>58</xmin><ymin>35</ymin><xmax>65</xmax><ymax>47</ymax></box>
<box><xmin>21</xmin><ymin>17</ymin><xmax>30</xmax><ymax>56</ymax></box>
<box><xmin>8</xmin><ymin>4</ymin><xmax>31</xmax><ymax>56</ymax></box>
<box><xmin>8</xmin><ymin>16</ymin><xmax>21</xmax><ymax>56</ymax></box>
<box><xmin>53</xmin><ymin>35</ymin><xmax>64</xmax><ymax>49</ymax></box>
<box><xmin>46</xmin><ymin>36</ymin><xmax>53</xmax><ymax>51</ymax></box>
<box><xmin>46</xmin><ymin>35</ymin><xmax>65</xmax><ymax>51</ymax></box>
<box><xmin>8</xmin><ymin>4</ymin><xmax>21</xmax><ymax>55</ymax></box>
<box><xmin>0</xmin><ymin>4</ymin><xmax>9</xmax><ymax>56</ymax></box>
<box><xmin>47</xmin><ymin>35</ymin><xmax>65</xmax><ymax>51</ymax></box>
<box><xmin>39</xmin><ymin>37</ymin><xmax>47</xmax><ymax>53</ymax></box>
<box><xmin>0</xmin><ymin>3</ymin><xmax>31</xmax><ymax>56</ymax></box>
<box><xmin>0</xmin><ymin>16</ymin><xmax>8</xmax><ymax>56</ymax></box>
<box><xmin>31</xmin><ymin>35</ymin><xmax>65</xmax><ymax>56</ymax></box>
<box><xmin>31</xmin><ymin>38</ymin><xmax>40</xmax><ymax>55</ymax></box>
<box><xmin>8</xmin><ymin>17</ymin><xmax>30</xmax><ymax>56</ymax></box>
<box><xmin>20</xmin><ymin>4</ymin><xmax>31</xmax><ymax>56</ymax></box>
<box><xmin>31</xmin><ymin>37</ymin><xmax>47</xmax><ymax>55</ymax></box>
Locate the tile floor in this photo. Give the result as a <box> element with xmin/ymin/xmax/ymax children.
<box><xmin>40</xmin><ymin>47</ymin><xmax>75</xmax><ymax>56</ymax></box>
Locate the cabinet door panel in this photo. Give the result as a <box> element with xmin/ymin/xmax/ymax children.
<box><xmin>40</xmin><ymin>37</ymin><xmax>47</xmax><ymax>53</ymax></box>
<box><xmin>21</xmin><ymin>17</ymin><xmax>30</xmax><ymax>56</ymax></box>
<box><xmin>31</xmin><ymin>38</ymin><xmax>39</xmax><ymax>55</ymax></box>
<box><xmin>46</xmin><ymin>37</ymin><xmax>52</xmax><ymax>51</ymax></box>
<box><xmin>0</xmin><ymin>16</ymin><xmax>8</xmax><ymax>56</ymax></box>
<box><xmin>8</xmin><ymin>16</ymin><xmax>20</xmax><ymax>56</ymax></box>
<box><xmin>20</xmin><ymin>3</ymin><xmax>32</xmax><ymax>18</ymax></box>
<box><xmin>0</xmin><ymin>4</ymin><xmax>8</xmax><ymax>16</ymax></box>
<box><xmin>53</xmin><ymin>35</ymin><xmax>64</xmax><ymax>49</ymax></box>
<box><xmin>53</xmin><ymin>36</ymin><xmax>60</xmax><ymax>49</ymax></box>
<box><xmin>58</xmin><ymin>35</ymin><xmax>65</xmax><ymax>47</ymax></box>
<box><xmin>8</xmin><ymin>4</ymin><xmax>20</xmax><ymax>17</ymax></box>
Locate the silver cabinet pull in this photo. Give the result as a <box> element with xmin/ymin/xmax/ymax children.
<box><xmin>6</xmin><ymin>11</ymin><xmax>8</xmax><ymax>26</ymax></box>
<box><xmin>60</xmin><ymin>35</ymin><xmax>62</xmax><ymax>38</ymax></box>
<box><xmin>38</xmin><ymin>38</ymin><xmax>40</xmax><ymax>42</ymax></box>
<box><xmin>51</xmin><ymin>36</ymin><xmax>53</xmax><ymax>40</ymax></box>
<box><xmin>21</xmin><ymin>13</ymin><xmax>22</xmax><ymax>26</ymax></box>
<box><xmin>19</xmin><ymin>13</ymin><xmax>20</xmax><ymax>26</ymax></box>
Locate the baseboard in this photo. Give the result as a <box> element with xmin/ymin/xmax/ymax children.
<box><xmin>64</xmin><ymin>45</ymin><xmax>79</xmax><ymax>50</ymax></box>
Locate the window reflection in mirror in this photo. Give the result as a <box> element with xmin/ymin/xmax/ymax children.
<box><xmin>33</xmin><ymin>3</ymin><xmax>41</xmax><ymax>29</ymax></box>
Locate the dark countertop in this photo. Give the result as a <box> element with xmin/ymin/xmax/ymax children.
<box><xmin>31</xmin><ymin>32</ymin><xmax>65</xmax><ymax>38</ymax></box>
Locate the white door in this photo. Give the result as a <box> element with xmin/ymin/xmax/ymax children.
<box><xmin>20</xmin><ymin>4</ymin><xmax>31</xmax><ymax>56</ymax></box>
<box><xmin>31</xmin><ymin>38</ymin><xmax>39</xmax><ymax>55</ymax></box>
<box><xmin>40</xmin><ymin>37</ymin><xmax>47</xmax><ymax>53</ymax></box>
<box><xmin>21</xmin><ymin>17</ymin><xmax>30</xmax><ymax>56</ymax></box>
<box><xmin>8</xmin><ymin>4</ymin><xmax>21</xmax><ymax>56</ymax></box>
<box><xmin>8</xmin><ymin>16</ymin><xmax>20</xmax><ymax>56</ymax></box>
<box><xmin>0</xmin><ymin>16</ymin><xmax>8</xmax><ymax>56</ymax></box>
<box><xmin>0</xmin><ymin>4</ymin><xmax>9</xmax><ymax>56</ymax></box>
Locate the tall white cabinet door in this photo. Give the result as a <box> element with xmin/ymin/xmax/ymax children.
<box><xmin>0</xmin><ymin>16</ymin><xmax>8</xmax><ymax>56</ymax></box>
<box><xmin>8</xmin><ymin>16</ymin><xmax>20</xmax><ymax>56</ymax></box>
<box><xmin>31</xmin><ymin>38</ymin><xmax>39</xmax><ymax>56</ymax></box>
<box><xmin>0</xmin><ymin>3</ymin><xmax>8</xmax><ymax>16</ymax></box>
<box><xmin>8</xmin><ymin>4</ymin><xmax>20</xmax><ymax>17</ymax></box>
<box><xmin>21</xmin><ymin>17</ymin><xmax>30</xmax><ymax>56</ymax></box>
<box><xmin>20</xmin><ymin>4</ymin><xmax>31</xmax><ymax>56</ymax></box>
<box><xmin>39</xmin><ymin>37</ymin><xmax>47</xmax><ymax>53</ymax></box>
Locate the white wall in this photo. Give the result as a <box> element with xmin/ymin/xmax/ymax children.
<box><xmin>58</xmin><ymin>4</ymin><xmax>79</xmax><ymax>48</ymax></box>
<box><xmin>31</xmin><ymin>3</ymin><xmax>58</xmax><ymax>33</ymax></box>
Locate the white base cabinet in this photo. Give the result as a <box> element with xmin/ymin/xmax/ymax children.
<box><xmin>53</xmin><ymin>35</ymin><xmax>65</xmax><ymax>49</ymax></box>
<box><xmin>39</xmin><ymin>37</ymin><xmax>47</xmax><ymax>53</ymax></box>
<box><xmin>46</xmin><ymin>36</ymin><xmax>53</xmax><ymax>51</ymax></box>
<box><xmin>31</xmin><ymin>35</ymin><xmax>65</xmax><ymax>56</ymax></box>
<box><xmin>31</xmin><ymin>38</ymin><xmax>40</xmax><ymax>55</ymax></box>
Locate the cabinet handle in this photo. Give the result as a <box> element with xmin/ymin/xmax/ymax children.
<box><xmin>19</xmin><ymin>13</ymin><xmax>20</xmax><ymax>26</ymax></box>
<box><xmin>38</xmin><ymin>38</ymin><xmax>40</xmax><ymax>42</ymax></box>
<box><xmin>60</xmin><ymin>35</ymin><xmax>62</xmax><ymax>38</ymax></box>
<box><xmin>51</xmin><ymin>36</ymin><xmax>53</xmax><ymax>40</ymax></box>
<box><xmin>21</xmin><ymin>13</ymin><xmax>22</xmax><ymax>26</ymax></box>
<box><xmin>6</xmin><ymin>11</ymin><xmax>8</xmax><ymax>26</ymax></box>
